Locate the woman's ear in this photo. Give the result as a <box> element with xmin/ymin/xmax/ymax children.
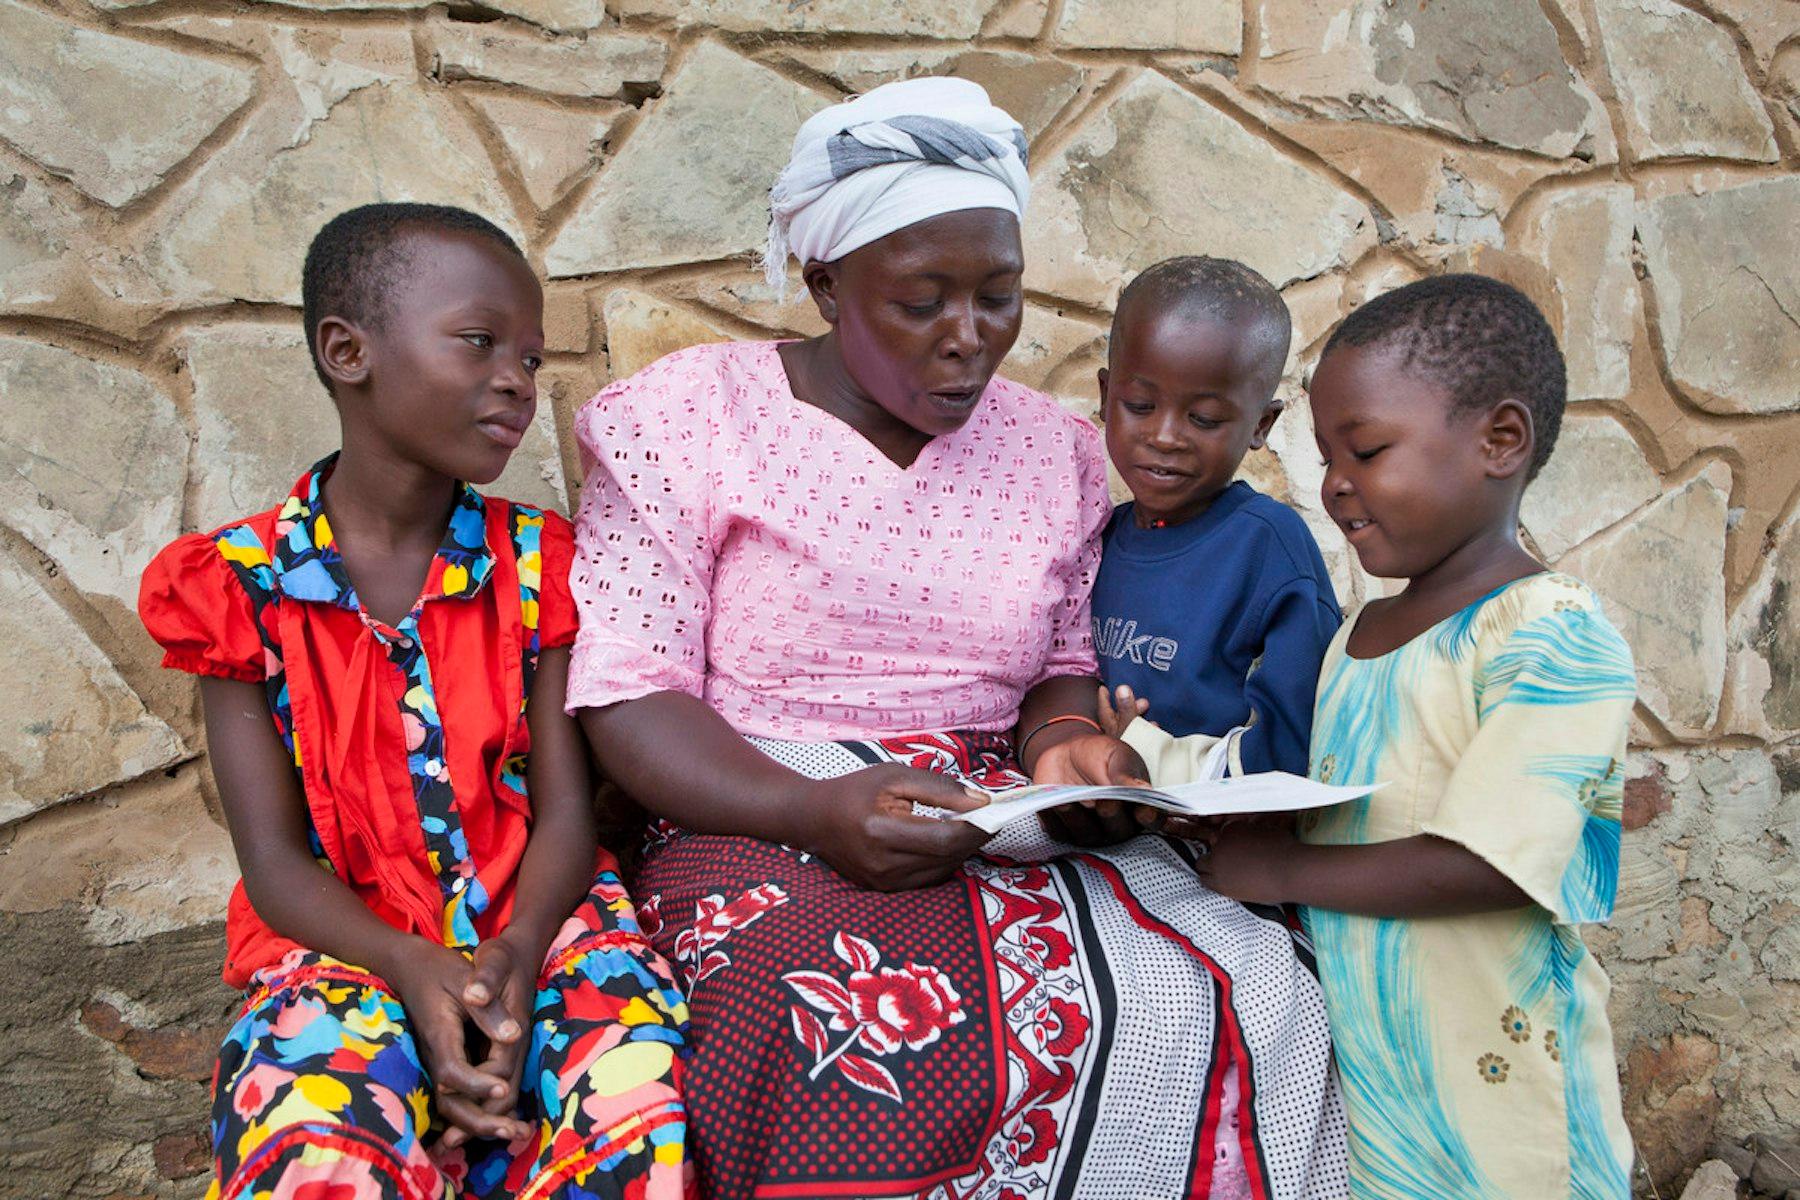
<box><xmin>316</xmin><ymin>316</ymin><xmax>371</xmax><ymax>391</ymax></box>
<box><xmin>802</xmin><ymin>260</ymin><xmax>841</xmax><ymax>326</ymax></box>
<box><xmin>1482</xmin><ymin>398</ymin><xmax>1534</xmax><ymax>480</ymax></box>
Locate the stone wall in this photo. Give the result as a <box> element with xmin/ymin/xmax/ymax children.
<box><xmin>0</xmin><ymin>0</ymin><xmax>1795</xmax><ymax>1194</ymax></box>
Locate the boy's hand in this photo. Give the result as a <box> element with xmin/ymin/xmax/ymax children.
<box><xmin>386</xmin><ymin>940</ymin><xmax>533</xmax><ymax>1146</ymax></box>
<box><xmin>439</xmin><ymin>935</ymin><xmax>539</xmax><ymax>1151</ymax></box>
<box><xmin>1096</xmin><ymin>684</ymin><xmax>1150</xmax><ymax>739</ymax></box>
<box><xmin>1191</xmin><ymin>818</ymin><xmax>1298</xmax><ymax>905</ymax></box>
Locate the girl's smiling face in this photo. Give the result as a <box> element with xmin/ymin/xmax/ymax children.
<box><xmin>1308</xmin><ymin>341</ymin><xmax>1531</xmax><ymax>581</ymax></box>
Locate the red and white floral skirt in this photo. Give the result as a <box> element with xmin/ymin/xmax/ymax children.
<box><xmin>635</xmin><ymin>730</ymin><xmax>1348</xmax><ymax>1200</ymax></box>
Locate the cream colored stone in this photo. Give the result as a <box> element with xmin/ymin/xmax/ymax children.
<box><xmin>470</xmin><ymin>94</ymin><xmax>625</xmax><ymax>211</ymax></box>
<box><xmin>615</xmin><ymin>0</ymin><xmax>987</xmax><ymax>36</ymax></box>
<box><xmin>663</xmin><ymin>269</ymin><xmax>829</xmax><ymax>339</ymax></box>
<box><xmin>1724</xmin><ymin>505</ymin><xmax>1800</xmax><ymax>740</ymax></box>
<box><xmin>0</xmin><ymin>1</ymin><xmax>254</xmax><ymax>207</ymax></box>
<box><xmin>547</xmin><ymin>42</ymin><xmax>829</xmax><ymax>276</ymax></box>
<box><xmin>792</xmin><ymin>49</ymin><xmax>1085</xmax><ymax>141</ymax></box>
<box><xmin>1559</xmin><ymin>462</ymin><xmax>1731</xmax><ymax>736</ymax></box>
<box><xmin>1522</xmin><ymin>413</ymin><xmax>1663</xmax><ymax>561</ymax></box>
<box><xmin>145</xmin><ymin>82</ymin><xmax>522</xmax><ymax>307</ymax></box>
<box><xmin>0</xmin><ymin>172</ymin><xmax>160</xmax><ymax>333</ymax></box>
<box><xmin>1056</xmin><ymin>0</ymin><xmax>1238</xmax><ymax>52</ymax></box>
<box><xmin>183</xmin><ymin>325</ymin><xmax>339</xmax><ymax>533</ymax></box>
<box><xmin>1003</xmin><ymin>303</ymin><xmax>1107</xmax><ymax>394</ymax></box>
<box><xmin>0</xmin><ymin>556</ymin><xmax>185</xmax><ymax>824</ymax></box>
<box><xmin>1257</xmin><ymin>0</ymin><xmax>1612</xmax><ymax>159</ymax></box>
<box><xmin>1591</xmin><ymin>0</ymin><xmax>1777</xmax><ymax>162</ymax></box>
<box><xmin>1517</xmin><ymin>184</ymin><xmax>1637</xmax><ymax>400</ymax></box>
<box><xmin>108</xmin><ymin>0</ymin><xmax>602</xmax><ymax>29</ymax></box>
<box><xmin>602</xmin><ymin>289</ymin><xmax>733</xmax><ymax>381</ymax></box>
<box><xmin>267</xmin><ymin>24</ymin><xmax>414</xmax><ymax>119</ymax></box>
<box><xmin>985</xmin><ymin>0</ymin><xmax>1048</xmax><ymax>38</ymax></box>
<box><xmin>1639</xmin><ymin>178</ymin><xmax>1800</xmax><ymax>416</ymax></box>
<box><xmin>429</xmin><ymin>25</ymin><xmax>666</xmax><ymax>98</ymax></box>
<box><xmin>1024</xmin><ymin>71</ymin><xmax>1372</xmax><ymax>308</ymax></box>
<box><xmin>0</xmin><ymin>339</ymin><xmax>184</xmax><ymax>604</ymax></box>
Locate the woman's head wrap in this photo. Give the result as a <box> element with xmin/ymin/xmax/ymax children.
<box><xmin>764</xmin><ymin>77</ymin><xmax>1030</xmax><ymax>293</ymax></box>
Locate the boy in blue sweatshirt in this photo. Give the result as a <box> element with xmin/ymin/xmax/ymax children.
<box><xmin>1092</xmin><ymin>257</ymin><xmax>1341</xmax><ymax>781</ymax></box>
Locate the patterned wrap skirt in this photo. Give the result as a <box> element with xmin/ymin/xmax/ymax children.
<box><xmin>635</xmin><ymin>731</ymin><xmax>1349</xmax><ymax>1200</ymax></box>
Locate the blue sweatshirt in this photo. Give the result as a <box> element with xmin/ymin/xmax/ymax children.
<box><xmin>1091</xmin><ymin>481</ymin><xmax>1342</xmax><ymax>777</ymax></box>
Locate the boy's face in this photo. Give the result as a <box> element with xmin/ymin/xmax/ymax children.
<box><xmin>335</xmin><ymin>228</ymin><xmax>545</xmax><ymax>485</ymax></box>
<box><xmin>1308</xmin><ymin>342</ymin><xmax>1519</xmax><ymax>580</ymax></box>
<box><xmin>1100</xmin><ymin>307</ymin><xmax>1281</xmax><ymax>528</ymax></box>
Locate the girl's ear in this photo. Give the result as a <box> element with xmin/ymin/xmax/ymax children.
<box><xmin>1482</xmin><ymin>398</ymin><xmax>1534</xmax><ymax>480</ymax></box>
<box><xmin>802</xmin><ymin>260</ymin><xmax>841</xmax><ymax>326</ymax></box>
<box><xmin>316</xmin><ymin>317</ymin><xmax>371</xmax><ymax>390</ymax></box>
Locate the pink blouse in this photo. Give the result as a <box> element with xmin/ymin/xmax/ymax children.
<box><xmin>566</xmin><ymin>340</ymin><xmax>1111</xmax><ymax>741</ymax></box>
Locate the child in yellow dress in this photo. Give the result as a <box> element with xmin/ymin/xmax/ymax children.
<box><xmin>1197</xmin><ymin>274</ymin><xmax>1636</xmax><ymax>1198</ymax></box>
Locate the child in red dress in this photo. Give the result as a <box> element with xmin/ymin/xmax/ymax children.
<box><xmin>139</xmin><ymin>203</ymin><xmax>692</xmax><ymax>1199</ymax></box>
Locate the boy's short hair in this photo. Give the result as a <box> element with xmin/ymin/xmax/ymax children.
<box><xmin>1321</xmin><ymin>273</ymin><xmax>1565</xmax><ymax>480</ymax></box>
<box><xmin>1113</xmin><ymin>256</ymin><xmax>1291</xmax><ymax>403</ymax></box>
<box><xmin>300</xmin><ymin>203</ymin><xmax>524</xmax><ymax>391</ymax></box>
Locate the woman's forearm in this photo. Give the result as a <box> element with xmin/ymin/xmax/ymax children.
<box><xmin>1014</xmin><ymin>673</ymin><xmax>1103</xmax><ymax>774</ymax></box>
<box><xmin>578</xmin><ymin>691</ymin><xmax>814</xmax><ymax>845</ymax></box>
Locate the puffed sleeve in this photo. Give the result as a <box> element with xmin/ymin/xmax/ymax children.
<box><xmin>138</xmin><ymin>533</ymin><xmax>265</xmax><ymax>681</ymax></box>
<box><xmin>534</xmin><ymin>511</ymin><xmax>579</xmax><ymax>651</ymax></box>
<box><xmin>1419</xmin><ymin>598</ymin><xmax>1637</xmax><ymax>924</ymax></box>
<box><xmin>1031</xmin><ymin>413</ymin><xmax>1111</xmax><ymax>685</ymax></box>
<box><xmin>564</xmin><ymin>349</ymin><xmax>727</xmax><ymax>713</ymax></box>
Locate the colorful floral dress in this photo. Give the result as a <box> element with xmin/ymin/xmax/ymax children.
<box><xmin>140</xmin><ymin>458</ymin><xmax>692</xmax><ymax>1200</ymax></box>
<box><xmin>1301</xmin><ymin>573</ymin><xmax>1636</xmax><ymax>1199</ymax></box>
<box><xmin>567</xmin><ymin>343</ymin><xmax>1350</xmax><ymax>1199</ymax></box>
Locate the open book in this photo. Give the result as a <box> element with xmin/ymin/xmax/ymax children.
<box><xmin>950</xmin><ymin>724</ymin><xmax>1378</xmax><ymax>836</ymax></box>
<box><xmin>953</xmin><ymin>771</ymin><xmax>1380</xmax><ymax>835</ymax></box>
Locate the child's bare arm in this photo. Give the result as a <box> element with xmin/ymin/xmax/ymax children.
<box><xmin>1194</xmin><ymin>822</ymin><xmax>1529</xmax><ymax>916</ymax></box>
<box><xmin>199</xmin><ymin>677</ymin><xmax>527</xmax><ymax>1142</ymax></box>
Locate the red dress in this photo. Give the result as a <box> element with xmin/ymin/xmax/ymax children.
<box><xmin>139</xmin><ymin>460</ymin><xmax>580</xmax><ymax>987</ymax></box>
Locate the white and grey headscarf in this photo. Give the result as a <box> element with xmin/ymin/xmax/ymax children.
<box><xmin>764</xmin><ymin>77</ymin><xmax>1030</xmax><ymax>294</ymax></box>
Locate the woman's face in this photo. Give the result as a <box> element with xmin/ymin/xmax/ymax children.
<box><xmin>809</xmin><ymin>208</ymin><xmax>1025</xmax><ymax>437</ymax></box>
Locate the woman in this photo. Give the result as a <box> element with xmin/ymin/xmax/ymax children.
<box><xmin>568</xmin><ymin>79</ymin><xmax>1347</xmax><ymax>1200</ymax></box>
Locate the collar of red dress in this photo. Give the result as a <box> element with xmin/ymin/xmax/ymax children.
<box><xmin>271</xmin><ymin>454</ymin><xmax>495</xmax><ymax>614</ymax></box>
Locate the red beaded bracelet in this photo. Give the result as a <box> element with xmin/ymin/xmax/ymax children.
<box><xmin>1017</xmin><ymin>713</ymin><xmax>1103</xmax><ymax>765</ymax></box>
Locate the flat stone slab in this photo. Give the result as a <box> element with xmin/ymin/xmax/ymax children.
<box><xmin>0</xmin><ymin>0</ymin><xmax>255</xmax><ymax>206</ymax></box>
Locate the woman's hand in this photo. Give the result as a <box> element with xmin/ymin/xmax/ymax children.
<box><xmin>1032</xmin><ymin>731</ymin><xmax>1159</xmax><ymax>846</ymax></box>
<box><xmin>803</xmin><ymin>765</ymin><xmax>993</xmax><ymax>891</ymax></box>
<box><xmin>1190</xmin><ymin>818</ymin><xmax>1298</xmax><ymax>905</ymax></box>
<box><xmin>386</xmin><ymin>939</ymin><xmax>533</xmax><ymax>1146</ymax></box>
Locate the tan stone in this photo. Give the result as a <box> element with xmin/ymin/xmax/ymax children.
<box><xmin>469</xmin><ymin>94</ymin><xmax>626</xmax><ymax>211</ymax></box>
<box><xmin>1724</xmin><ymin>505</ymin><xmax>1800</xmax><ymax>739</ymax></box>
<box><xmin>144</xmin><ymin>81</ymin><xmax>522</xmax><ymax>307</ymax></box>
<box><xmin>0</xmin><ymin>556</ymin><xmax>185</xmax><ymax>823</ymax></box>
<box><xmin>546</xmin><ymin>42</ymin><xmax>829</xmax><ymax>276</ymax></box>
<box><xmin>1678</xmin><ymin>1159</ymin><xmax>1741</xmax><ymax>1200</ymax></box>
<box><xmin>791</xmin><ymin>49</ymin><xmax>1085</xmax><ymax>140</ymax></box>
<box><xmin>615</xmin><ymin>0</ymin><xmax>988</xmax><ymax>37</ymax></box>
<box><xmin>985</xmin><ymin>0</ymin><xmax>1048</xmax><ymax>39</ymax></box>
<box><xmin>0</xmin><ymin>773</ymin><xmax>235</xmax><ymax>945</ymax></box>
<box><xmin>1002</xmin><ymin>302</ymin><xmax>1107</xmax><ymax>394</ymax></box>
<box><xmin>663</xmin><ymin>269</ymin><xmax>830</xmax><ymax>339</ymax></box>
<box><xmin>182</xmin><ymin>323</ymin><xmax>567</xmax><ymax>524</ymax></box>
<box><xmin>1522</xmin><ymin>413</ymin><xmax>1662</xmax><ymax>561</ymax></box>
<box><xmin>1516</xmin><ymin>184</ymin><xmax>1637</xmax><ymax>400</ymax></box>
<box><xmin>1625</xmin><ymin>1033</ymin><xmax>1723</xmax><ymax>1194</ymax></box>
<box><xmin>0</xmin><ymin>2</ymin><xmax>254</xmax><ymax>207</ymax></box>
<box><xmin>1638</xmin><ymin>178</ymin><xmax>1800</xmax><ymax>416</ymax></box>
<box><xmin>1055</xmin><ymin>0</ymin><xmax>1238</xmax><ymax>52</ymax></box>
<box><xmin>1559</xmin><ymin>462</ymin><xmax>1731</xmax><ymax>737</ymax></box>
<box><xmin>1024</xmin><ymin>70</ymin><xmax>1372</xmax><ymax>308</ymax></box>
<box><xmin>602</xmin><ymin>289</ymin><xmax>732</xmax><ymax>381</ymax></box>
<box><xmin>1257</xmin><ymin>0</ymin><xmax>1612</xmax><ymax>159</ymax></box>
<box><xmin>0</xmin><ymin>340</ymin><xmax>185</xmax><ymax>604</ymax></box>
<box><xmin>428</xmin><ymin>25</ymin><xmax>667</xmax><ymax>99</ymax></box>
<box><xmin>1591</xmin><ymin>0</ymin><xmax>1777</xmax><ymax>163</ymax></box>
<box><xmin>0</xmin><ymin>171</ymin><xmax>161</xmax><ymax>335</ymax></box>
<box><xmin>109</xmin><ymin>0</ymin><xmax>603</xmax><ymax>29</ymax></box>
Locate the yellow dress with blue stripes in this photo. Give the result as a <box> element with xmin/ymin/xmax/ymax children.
<box><xmin>1302</xmin><ymin>572</ymin><xmax>1635</xmax><ymax>1199</ymax></box>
